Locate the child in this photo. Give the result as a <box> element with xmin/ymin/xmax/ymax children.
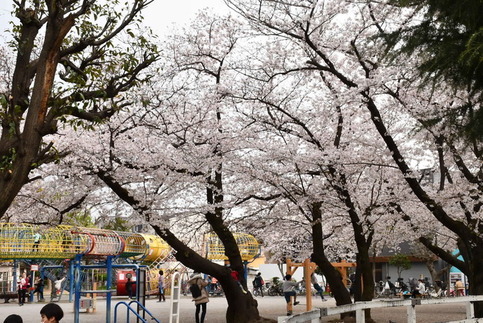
<box><xmin>230</xmin><ymin>268</ymin><xmax>247</xmax><ymax>294</ymax></box>
<box><xmin>282</xmin><ymin>274</ymin><xmax>300</xmax><ymax>316</ymax></box>
<box><xmin>40</xmin><ymin>303</ymin><xmax>64</xmax><ymax>323</ymax></box>
<box><xmin>4</xmin><ymin>314</ymin><xmax>23</xmax><ymax>323</ymax></box>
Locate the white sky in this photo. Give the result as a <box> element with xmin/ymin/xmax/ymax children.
<box><xmin>0</xmin><ymin>0</ymin><xmax>229</xmax><ymax>41</ymax></box>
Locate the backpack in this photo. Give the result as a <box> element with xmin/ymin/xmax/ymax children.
<box><xmin>253</xmin><ymin>276</ymin><xmax>261</xmax><ymax>287</ymax></box>
<box><xmin>190</xmin><ymin>281</ymin><xmax>202</xmax><ymax>298</ymax></box>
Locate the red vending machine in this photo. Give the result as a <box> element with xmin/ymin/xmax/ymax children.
<box><xmin>116</xmin><ymin>270</ymin><xmax>136</xmax><ymax>297</ymax></box>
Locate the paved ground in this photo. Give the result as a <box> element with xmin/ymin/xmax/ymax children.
<box><xmin>0</xmin><ymin>294</ymin><xmax>469</xmax><ymax>322</ymax></box>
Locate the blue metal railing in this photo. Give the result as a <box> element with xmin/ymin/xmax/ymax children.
<box><xmin>113</xmin><ymin>300</ymin><xmax>161</xmax><ymax>323</ymax></box>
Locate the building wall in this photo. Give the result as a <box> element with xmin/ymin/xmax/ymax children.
<box><xmin>380</xmin><ymin>262</ymin><xmax>432</xmax><ymax>284</ymax></box>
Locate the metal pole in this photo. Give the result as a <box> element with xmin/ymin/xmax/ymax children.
<box><xmin>106</xmin><ymin>256</ymin><xmax>113</xmax><ymax>323</ymax></box>
<box><xmin>12</xmin><ymin>260</ymin><xmax>18</xmax><ymax>293</ymax></box>
<box><xmin>74</xmin><ymin>255</ymin><xmax>82</xmax><ymax>323</ymax></box>
<box><xmin>69</xmin><ymin>259</ymin><xmax>75</xmax><ymax>303</ymax></box>
<box><xmin>30</xmin><ymin>270</ymin><xmax>36</xmax><ymax>303</ymax></box>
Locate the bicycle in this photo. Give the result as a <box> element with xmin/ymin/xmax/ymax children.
<box><xmin>252</xmin><ymin>285</ymin><xmax>266</xmax><ymax>297</ymax></box>
<box><xmin>266</xmin><ymin>282</ymin><xmax>283</xmax><ymax>296</ymax></box>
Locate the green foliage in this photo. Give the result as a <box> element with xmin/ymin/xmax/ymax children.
<box><xmin>64</xmin><ymin>211</ymin><xmax>96</xmax><ymax>228</ymax></box>
<box><xmin>385</xmin><ymin>0</ymin><xmax>483</xmax><ymax>141</ymax></box>
<box><xmin>103</xmin><ymin>217</ymin><xmax>131</xmax><ymax>231</ymax></box>
<box><xmin>0</xmin><ymin>148</ymin><xmax>16</xmax><ymax>172</ymax></box>
<box><xmin>0</xmin><ymin>0</ymin><xmax>159</xmax><ymax>217</ymax></box>
<box><xmin>389</xmin><ymin>254</ymin><xmax>412</xmax><ymax>278</ymax></box>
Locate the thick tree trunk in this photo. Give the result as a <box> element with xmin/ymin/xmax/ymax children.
<box><xmin>310</xmin><ymin>202</ymin><xmax>352</xmax><ymax>308</ymax></box>
<box><xmin>151</xmin><ymin>226</ymin><xmax>270</xmax><ymax>322</ymax></box>
<box><xmin>98</xmin><ymin>168</ymin><xmax>267</xmax><ymax>323</ymax></box>
<box><xmin>356</xmin><ymin>246</ymin><xmax>375</xmax><ymax>321</ymax></box>
<box><xmin>224</xmin><ymin>282</ymin><xmax>268</xmax><ymax>323</ymax></box>
<box><xmin>0</xmin><ymin>4</ymin><xmax>75</xmax><ymax>217</ymax></box>
<box><xmin>467</xmin><ymin>248</ymin><xmax>483</xmax><ymax>317</ymax></box>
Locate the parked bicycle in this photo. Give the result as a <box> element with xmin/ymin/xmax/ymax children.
<box><xmin>266</xmin><ymin>281</ymin><xmax>284</xmax><ymax>296</ymax></box>
<box><xmin>252</xmin><ymin>285</ymin><xmax>267</xmax><ymax>297</ymax></box>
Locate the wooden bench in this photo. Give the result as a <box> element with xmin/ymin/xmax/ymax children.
<box><xmin>0</xmin><ymin>291</ymin><xmax>18</xmax><ymax>303</ymax></box>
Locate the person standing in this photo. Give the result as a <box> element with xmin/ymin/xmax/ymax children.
<box><xmin>17</xmin><ymin>273</ymin><xmax>27</xmax><ymax>306</ymax></box>
<box><xmin>187</xmin><ymin>272</ymin><xmax>209</xmax><ymax>323</ymax></box>
<box><xmin>252</xmin><ymin>272</ymin><xmax>265</xmax><ymax>297</ymax></box>
<box><xmin>32</xmin><ymin>232</ymin><xmax>41</xmax><ymax>252</ymax></box>
<box><xmin>157</xmin><ymin>270</ymin><xmax>165</xmax><ymax>302</ymax></box>
<box><xmin>455</xmin><ymin>279</ymin><xmax>465</xmax><ymax>296</ymax></box>
<box><xmin>125</xmin><ymin>273</ymin><xmax>134</xmax><ymax>299</ymax></box>
<box><xmin>311</xmin><ymin>273</ymin><xmax>326</xmax><ymax>301</ymax></box>
<box><xmin>34</xmin><ymin>277</ymin><xmax>45</xmax><ymax>302</ymax></box>
<box><xmin>282</xmin><ymin>274</ymin><xmax>299</xmax><ymax>316</ymax></box>
<box><xmin>416</xmin><ymin>279</ymin><xmax>426</xmax><ymax>297</ymax></box>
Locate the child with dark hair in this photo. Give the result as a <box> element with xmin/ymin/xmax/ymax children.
<box><xmin>3</xmin><ymin>314</ymin><xmax>23</xmax><ymax>323</ymax></box>
<box><xmin>40</xmin><ymin>303</ymin><xmax>64</xmax><ymax>323</ymax></box>
<box><xmin>282</xmin><ymin>274</ymin><xmax>300</xmax><ymax>316</ymax></box>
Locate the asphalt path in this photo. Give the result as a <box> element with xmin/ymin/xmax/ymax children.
<box><xmin>0</xmin><ymin>294</ymin><xmax>469</xmax><ymax>322</ymax></box>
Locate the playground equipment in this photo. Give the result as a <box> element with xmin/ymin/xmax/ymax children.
<box><xmin>205</xmin><ymin>232</ymin><xmax>260</xmax><ymax>261</ymax></box>
<box><xmin>285</xmin><ymin>258</ymin><xmax>356</xmax><ymax>312</ymax></box>
<box><xmin>0</xmin><ymin>222</ymin><xmax>171</xmax><ymax>323</ymax></box>
<box><xmin>169</xmin><ymin>271</ymin><xmax>183</xmax><ymax>323</ymax></box>
<box><xmin>0</xmin><ymin>224</ymin><xmax>261</xmax><ymax>322</ymax></box>
<box><xmin>204</xmin><ymin>232</ymin><xmax>261</xmax><ymax>283</ymax></box>
<box><xmin>0</xmin><ymin>223</ymin><xmax>170</xmax><ymax>260</ymax></box>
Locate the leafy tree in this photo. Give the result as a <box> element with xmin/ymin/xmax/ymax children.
<box><xmin>102</xmin><ymin>216</ymin><xmax>131</xmax><ymax>231</ymax></box>
<box><xmin>384</xmin><ymin>0</ymin><xmax>483</xmax><ymax>141</ymax></box>
<box><xmin>64</xmin><ymin>210</ymin><xmax>95</xmax><ymax>227</ymax></box>
<box><xmin>389</xmin><ymin>254</ymin><xmax>411</xmax><ymax>278</ymax></box>
<box><xmin>0</xmin><ymin>0</ymin><xmax>158</xmax><ymax>217</ymax></box>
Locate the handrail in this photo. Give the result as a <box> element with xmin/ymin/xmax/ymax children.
<box><xmin>277</xmin><ymin>296</ymin><xmax>483</xmax><ymax>323</ymax></box>
<box><xmin>114</xmin><ymin>301</ymin><xmax>146</xmax><ymax>323</ymax></box>
<box><xmin>128</xmin><ymin>300</ymin><xmax>161</xmax><ymax>323</ymax></box>
<box><xmin>113</xmin><ymin>300</ymin><xmax>161</xmax><ymax>323</ymax></box>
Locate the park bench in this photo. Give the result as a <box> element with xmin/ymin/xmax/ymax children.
<box><xmin>0</xmin><ymin>291</ymin><xmax>18</xmax><ymax>303</ymax></box>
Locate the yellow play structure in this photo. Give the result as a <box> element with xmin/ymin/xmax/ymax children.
<box><xmin>204</xmin><ymin>232</ymin><xmax>261</xmax><ymax>261</ymax></box>
<box><xmin>0</xmin><ymin>222</ymin><xmax>170</xmax><ymax>261</ymax></box>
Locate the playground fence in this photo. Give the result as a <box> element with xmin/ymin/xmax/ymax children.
<box><xmin>277</xmin><ymin>295</ymin><xmax>483</xmax><ymax>323</ymax></box>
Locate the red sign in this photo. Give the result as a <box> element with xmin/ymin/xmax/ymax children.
<box><xmin>31</xmin><ymin>265</ymin><xmax>39</xmax><ymax>271</ymax></box>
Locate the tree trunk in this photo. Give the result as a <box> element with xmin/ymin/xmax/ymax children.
<box><xmin>151</xmin><ymin>226</ymin><xmax>270</xmax><ymax>322</ymax></box>
<box><xmin>356</xmin><ymin>246</ymin><xmax>375</xmax><ymax>321</ymax></box>
<box><xmin>467</xmin><ymin>247</ymin><xmax>483</xmax><ymax>317</ymax></box>
<box><xmin>310</xmin><ymin>202</ymin><xmax>352</xmax><ymax>308</ymax></box>
<box><xmin>0</xmin><ymin>4</ymin><xmax>75</xmax><ymax>216</ymax></box>
<box><xmin>98</xmin><ymin>170</ymin><xmax>267</xmax><ymax>323</ymax></box>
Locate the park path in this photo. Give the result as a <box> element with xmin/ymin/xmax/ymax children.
<box><xmin>0</xmin><ymin>294</ymin><xmax>468</xmax><ymax>322</ymax></box>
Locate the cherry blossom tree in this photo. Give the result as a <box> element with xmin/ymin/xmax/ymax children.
<box><xmin>5</xmin><ymin>2</ymin><xmax>481</xmax><ymax>322</ymax></box>
<box><xmin>55</xmin><ymin>12</ymin><xmax>272</xmax><ymax>322</ymax></box>
<box><xmin>224</xmin><ymin>57</ymin><xmax>425</xmax><ymax>312</ymax></box>
<box><xmin>226</xmin><ymin>0</ymin><xmax>482</xmax><ymax>314</ymax></box>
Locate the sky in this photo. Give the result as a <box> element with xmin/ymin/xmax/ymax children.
<box><xmin>0</xmin><ymin>0</ymin><xmax>229</xmax><ymax>41</ymax></box>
